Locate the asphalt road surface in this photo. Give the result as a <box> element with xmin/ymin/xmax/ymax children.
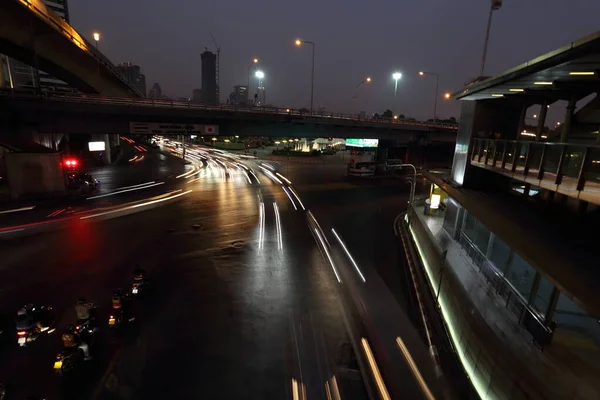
<box><xmin>0</xmin><ymin>146</ymin><xmax>418</xmax><ymax>399</ymax></box>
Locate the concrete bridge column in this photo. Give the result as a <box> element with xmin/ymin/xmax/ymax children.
<box><xmin>560</xmin><ymin>96</ymin><xmax>577</xmax><ymax>143</ymax></box>
<box><xmin>91</xmin><ymin>134</ymin><xmax>112</xmax><ymax>164</ymax></box>
<box><xmin>516</xmin><ymin>103</ymin><xmax>527</xmax><ymax>141</ymax></box>
<box><xmin>536</xmin><ymin>100</ymin><xmax>549</xmax><ymax>141</ymax></box>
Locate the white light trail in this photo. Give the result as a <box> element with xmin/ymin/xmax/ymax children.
<box><xmin>274</xmin><ymin>202</ymin><xmax>283</xmax><ymax>250</ymax></box>
<box><xmin>86</xmin><ymin>182</ymin><xmax>164</xmax><ymax>200</ymax></box>
<box><xmin>176</xmin><ymin>166</ymin><xmax>199</xmax><ymax>179</ymax></box>
<box><xmin>276</xmin><ymin>172</ymin><xmax>292</xmax><ymax>184</ymax></box>
<box><xmin>258</xmin><ymin>166</ymin><xmax>283</xmax><ymax>184</ymax></box>
<box><xmin>261</xmin><ymin>162</ymin><xmax>276</xmax><ymax>171</ymax></box>
<box><xmin>288</xmin><ymin>187</ymin><xmax>305</xmax><ymax>210</ymax></box>
<box><xmin>258</xmin><ymin>202</ymin><xmax>265</xmax><ymax>250</ymax></box>
<box><xmin>249</xmin><ymin>170</ymin><xmax>261</xmax><ymax>184</ymax></box>
<box><xmin>331</xmin><ymin>228</ymin><xmax>366</xmax><ymax>282</ymax></box>
<box><xmin>243</xmin><ymin>170</ymin><xmax>252</xmax><ymax>184</ymax></box>
<box><xmin>314</xmin><ymin>228</ymin><xmax>341</xmax><ymax>282</ymax></box>
<box><xmin>0</xmin><ymin>206</ymin><xmax>35</xmax><ymax>215</ymax></box>
<box><xmin>282</xmin><ymin>186</ymin><xmax>297</xmax><ymax>210</ymax></box>
<box><xmin>81</xmin><ymin>190</ymin><xmax>192</xmax><ymax>220</ymax></box>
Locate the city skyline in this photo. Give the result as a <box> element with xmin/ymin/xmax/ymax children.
<box><xmin>69</xmin><ymin>0</ymin><xmax>599</xmax><ymax>120</ymax></box>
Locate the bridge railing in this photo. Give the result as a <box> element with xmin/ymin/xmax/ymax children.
<box><xmin>471</xmin><ymin>137</ymin><xmax>600</xmax><ymax>206</ymax></box>
<box><xmin>16</xmin><ymin>0</ymin><xmax>143</xmax><ymax>97</ymax></box>
<box><xmin>35</xmin><ymin>93</ymin><xmax>459</xmax><ymax>130</ymax></box>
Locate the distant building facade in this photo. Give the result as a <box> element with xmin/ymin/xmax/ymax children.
<box><xmin>228</xmin><ymin>85</ymin><xmax>248</xmax><ymax>105</ymax></box>
<box><xmin>201</xmin><ymin>50</ymin><xmax>217</xmax><ymax>104</ymax></box>
<box><xmin>116</xmin><ymin>62</ymin><xmax>146</xmax><ymax>97</ymax></box>
<box><xmin>192</xmin><ymin>89</ymin><xmax>202</xmax><ymax>102</ymax></box>
<box><xmin>0</xmin><ymin>0</ymin><xmax>72</xmax><ymax>93</ymax></box>
<box><xmin>148</xmin><ymin>83</ymin><xmax>163</xmax><ymax>99</ymax></box>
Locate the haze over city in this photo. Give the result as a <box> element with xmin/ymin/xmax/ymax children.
<box><xmin>70</xmin><ymin>0</ymin><xmax>600</xmax><ymax>119</ymax></box>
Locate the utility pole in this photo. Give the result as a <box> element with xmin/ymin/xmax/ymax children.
<box><xmin>480</xmin><ymin>0</ymin><xmax>503</xmax><ymax>77</ymax></box>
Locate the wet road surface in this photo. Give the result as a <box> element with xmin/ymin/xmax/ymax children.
<box><xmin>0</xmin><ymin>146</ymin><xmax>427</xmax><ymax>399</ymax></box>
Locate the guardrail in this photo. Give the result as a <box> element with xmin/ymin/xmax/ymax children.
<box><xmin>15</xmin><ymin>0</ymin><xmax>143</xmax><ymax>96</ymax></box>
<box><xmin>471</xmin><ymin>138</ymin><xmax>600</xmax><ymax>206</ymax></box>
<box><xmin>0</xmin><ymin>91</ymin><xmax>459</xmax><ymax>130</ymax></box>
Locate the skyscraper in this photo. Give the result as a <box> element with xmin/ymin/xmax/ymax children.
<box><xmin>148</xmin><ymin>83</ymin><xmax>163</xmax><ymax>99</ymax></box>
<box><xmin>201</xmin><ymin>50</ymin><xmax>217</xmax><ymax>104</ymax></box>
<box><xmin>228</xmin><ymin>85</ymin><xmax>248</xmax><ymax>105</ymax></box>
<box><xmin>116</xmin><ymin>62</ymin><xmax>147</xmax><ymax>97</ymax></box>
<box><xmin>0</xmin><ymin>0</ymin><xmax>71</xmax><ymax>92</ymax></box>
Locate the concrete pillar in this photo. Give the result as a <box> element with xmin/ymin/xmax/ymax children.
<box><xmin>560</xmin><ymin>96</ymin><xmax>577</xmax><ymax>143</ymax></box>
<box><xmin>90</xmin><ymin>134</ymin><xmax>111</xmax><ymax>164</ymax></box>
<box><xmin>536</xmin><ymin>100</ymin><xmax>549</xmax><ymax>141</ymax></box>
<box><xmin>516</xmin><ymin>102</ymin><xmax>527</xmax><ymax>141</ymax></box>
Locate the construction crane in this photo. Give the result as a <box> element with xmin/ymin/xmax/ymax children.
<box><xmin>210</xmin><ymin>32</ymin><xmax>220</xmax><ymax>103</ymax></box>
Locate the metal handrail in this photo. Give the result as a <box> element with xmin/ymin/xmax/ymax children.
<box><xmin>456</xmin><ymin>229</ymin><xmax>551</xmax><ymax>334</ymax></box>
<box><xmin>4</xmin><ymin>92</ymin><xmax>458</xmax><ymax>129</ymax></box>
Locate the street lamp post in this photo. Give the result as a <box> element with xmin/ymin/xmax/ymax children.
<box><xmin>480</xmin><ymin>0</ymin><xmax>503</xmax><ymax>76</ymax></box>
<box><xmin>247</xmin><ymin>58</ymin><xmax>258</xmax><ymax>104</ymax></box>
<box><xmin>392</xmin><ymin>72</ymin><xmax>402</xmax><ymax>115</ymax></box>
<box><xmin>295</xmin><ymin>39</ymin><xmax>315</xmax><ymax>114</ymax></box>
<box><xmin>419</xmin><ymin>71</ymin><xmax>440</xmax><ymax>122</ymax></box>
<box><xmin>353</xmin><ymin>77</ymin><xmax>371</xmax><ymax>116</ymax></box>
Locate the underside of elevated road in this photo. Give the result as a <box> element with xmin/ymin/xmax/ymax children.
<box><xmin>0</xmin><ymin>0</ymin><xmax>140</xmax><ymax>96</ymax></box>
<box><xmin>0</xmin><ymin>95</ymin><xmax>458</xmax><ymax>143</ymax></box>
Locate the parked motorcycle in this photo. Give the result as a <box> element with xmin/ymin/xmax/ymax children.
<box><xmin>53</xmin><ymin>347</ymin><xmax>84</xmax><ymax>376</ymax></box>
<box><xmin>16</xmin><ymin>305</ymin><xmax>55</xmax><ymax>347</ymax></box>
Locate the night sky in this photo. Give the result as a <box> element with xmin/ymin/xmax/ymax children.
<box><xmin>70</xmin><ymin>0</ymin><xmax>600</xmax><ymax>121</ymax></box>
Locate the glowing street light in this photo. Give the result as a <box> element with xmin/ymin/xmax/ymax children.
<box><xmin>93</xmin><ymin>32</ymin><xmax>100</xmax><ymax>49</ymax></box>
<box><xmin>255</xmin><ymin>70</ymin><xmax>265</xmax><ymax>79</ymax></box>
<box><xmin>392</xmin><ymin>72</ymin><xmax>402</xmax><ymax>115</ymax></box>
<box><xmin>294</xmin><ymin>38</ymin><xmax>316</xmax><ymax>114</ymax></box>
<box><xmin>444</xmin><ymin>93</ymin><xmax>451</xmax><ymax>99</ymax></box>
<box><xmin>392</xmin><ymin>72</ymin><xmax>402</xmax><ymax>96</ymax></box>
<box><xmin>419</xmin><ymin>71</ymin><xmax>440</xmax><ymax>121</ymax></box>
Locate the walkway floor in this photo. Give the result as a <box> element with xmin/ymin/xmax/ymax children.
<box><xmin>471</xmin><ymin>158</ymin><xmax>600</xmax><ymax>206</ymax></box>
<box><xmin>414</xmin><ymin>204</ymin><xmax>600</xmax><ymax>399</ymax></box>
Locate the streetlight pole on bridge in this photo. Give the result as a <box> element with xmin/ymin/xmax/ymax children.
<box><xmin>480</xmin><ymin>0</ymin><xmax>502</xmax><ymax>77</ymax></box>
<box><xmin>419</xmin><ymin>71</ymin><xmax>440</xmax><ymax>122</ymax></box>
<box><xmin>295</xmin><ymin>39</ymin><xmax>315</xmax><ymax>115</ymax></box>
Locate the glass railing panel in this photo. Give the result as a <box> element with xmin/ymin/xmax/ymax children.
<box><xmin>527</xmin><ymin>143</ymin><xmax>544</xmax><ymax>177</ymax></box>
<box><xmin>583</xmin><ymin>147</ymin><xmax>600</xmax><ymax>191</ymax></box>
<box><xmin>560</xmin><ymin>146</ymin><xmax>585</xmax><ymax>191</ymax></box>
<box><xmin>541</xmin><ymin>144</ymin><xmax>563</xmax><ymax>182</ymax></box>
<box><xmin>514</xmin><ymin>143</ymin><xmax>529</xmax><ymax>176</ymax></box>
<box><xmin>503</xmin><ymin>142</ymin><xmax>516</xmax><ymax>172</ymax></box>
<box><xmin>492</xmin><ymin>141</ymin><xmax>504</xmax><ymax>169</ymax></box>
